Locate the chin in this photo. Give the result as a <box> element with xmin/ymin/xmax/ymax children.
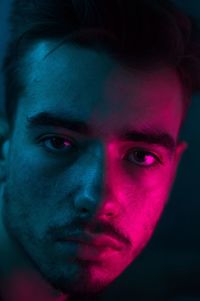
<box><xmin>52</xmin><ymin>273</ymin><xmax>112</xmax><ymax>295</ymax></box>
<box><xmin>44</xmin><ymin>262</ymin><xmax>122</xmax><ymax>296</ymax></box>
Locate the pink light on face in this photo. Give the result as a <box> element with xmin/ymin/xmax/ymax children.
<box><xmin>77</xmin><ymin>63</ymin><xmax>186</xmax><ymax>284</ymax></box>
<box><xmin>2</xmin><ymin>43</ymin><xmax>186</xmax><ymax>294</ymax></box>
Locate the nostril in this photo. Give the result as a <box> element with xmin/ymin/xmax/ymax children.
<box><xmin>78</xmin><ymin>206</ymin><xmax>93</xmax><ymax>220</ymax></box>
<box><xmin>105</xmin><ymin>211</ymin><xmax>113</xmax><ymax>217</ymax></box>
<box><xmin>80</xmin><ymin>207</ymin><xmax>89</xmax><ymax>214</ymax></box>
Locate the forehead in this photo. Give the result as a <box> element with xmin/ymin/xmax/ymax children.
<box><xmin>18</xmin><ymin>40</ymin><xmax>183</xmax><ymax>137</ymax></box>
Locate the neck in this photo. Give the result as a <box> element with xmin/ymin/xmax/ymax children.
<box><xmin>0</xmin><ymin>187</ymin><xmax>69</xmax><ymax>301</ymax></box>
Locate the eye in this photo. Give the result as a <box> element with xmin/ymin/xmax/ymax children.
<box><xmin>125</xmin><ymin>149</ymin><xmax>159</xmax><ymax>167</ymax></box>
<box><xmin>40</xmin><ymin>135</ymin><xmax>73</xmax><ymax>152</ymax></box>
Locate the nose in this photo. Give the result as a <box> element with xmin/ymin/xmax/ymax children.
<box><xmin>73</xmin><ymin>142</ymin><xmax>120</xmax><ymax>220</ymax></box>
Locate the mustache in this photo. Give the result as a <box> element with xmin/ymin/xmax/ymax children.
<box><xmin>48</xmin><ymin>219</ymin><xmax>131</xmax><ymax>247</ymax></box>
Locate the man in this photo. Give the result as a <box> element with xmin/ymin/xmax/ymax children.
<box><xmin>0</xmin><ymin>0</ymin><xmax>200</xmax><ymax>300</ymax></box>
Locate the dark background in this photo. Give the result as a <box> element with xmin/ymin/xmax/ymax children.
<box><xmin>0</xmin><ymin>1</ymin><xmax>200</xmax><ymax>300</ymax></box>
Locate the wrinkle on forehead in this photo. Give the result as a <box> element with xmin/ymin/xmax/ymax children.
<box><xmin>90</xmin><ymin>66</ymin><xmax>183</xmax><ymax>134</ymax></box>
<box><xmin>20</xmin><ymin>40</ymin><xmax>183</xmax><ymax>138</ymax></box>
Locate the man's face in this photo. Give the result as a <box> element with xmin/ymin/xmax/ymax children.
<box><xmin>2</xmin><ymin>41</ymin><xmax>185</xmax><ymax>294</ymax></box>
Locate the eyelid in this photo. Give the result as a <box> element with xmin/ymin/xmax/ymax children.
<box><xmin>36</xmin><ymin>133</ymin><xmax>77</xmax><ymax>153</ymax></box>
<box><xmin>37</xmin><ymin>133</ymin><xmax>75</xmax><ymax>144</ymax></box>
<box><xmin>126</xmin><ymin>147</ymin><xmax>161</xmax><ymax>159</ymax></box>
<box><xmin>124</xmin><ymin>147</ymin><xmax>162</xmax><ymax>167</ymax></box>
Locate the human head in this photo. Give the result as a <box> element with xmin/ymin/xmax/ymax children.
<box><xmin>1</xmin><ymin>0</ymin><xmax>200</xmax><ymax>297</ymax></box>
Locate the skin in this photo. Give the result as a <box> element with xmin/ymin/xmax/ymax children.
<box><xmin>0</xmin><ymin>41</ymin><xmax>186</xmax><ymax>299</ymax></box>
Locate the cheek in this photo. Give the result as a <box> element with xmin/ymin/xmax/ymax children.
<box><xmin>5</xmin><ymin>145</ymin><xmax>80</xmax><ymax>237</ymax></box>
<box><xmin>5</xmin><ymin>151</ymin><xmax>62</xmax><ymax>238</ymax></box>
<box><xmin>116</xmin><ymin>168</ymin><xmax>173</xmax><ymax>248</ymax></box>
<box><xmin>7</xmin><ymin>142</ymin><xmax>64</xmax><ymax>198</ymax></box>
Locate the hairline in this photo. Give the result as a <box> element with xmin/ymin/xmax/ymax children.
<box><xmin>5</xmin><ymin>33</ymin><xmax>192</xmax><ymax>130</ymax></box>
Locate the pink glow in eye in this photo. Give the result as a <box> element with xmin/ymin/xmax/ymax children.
<box><xmin>127</xmin><ymin>150</ymin><xmax>157</xmax><ymax>166</ymax></box>
<box><xmin>41</xmin><ymin>136</ymin><xmax>72</xmax><ymax>152</ymax></box>
<box><xmin>49</xmin><ymin>137</ymin><xmax>70</xmax><ymax>149</ymax></box>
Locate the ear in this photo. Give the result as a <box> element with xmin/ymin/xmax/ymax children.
<box><xmin>0</xmin><ymin>116</ymin><xmax>10</xmax><ymax>182</ymax></box>
<box><xmin>175</xmin><ymin>140</ymin><xmax>187</xmax><ymax>163</ymax></box>
<box><xmin>172</xmin><ymin>140</ymin><xmax>187</xmax><ymax>179</ymax></box>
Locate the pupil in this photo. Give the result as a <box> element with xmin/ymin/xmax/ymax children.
<box><xmin>135</xmin><ymin>151</ymin><xmax>145</xmax><ymax>162</ymax></box>
<box><xmin>51</xmin><ymin>137</ymin><xmax>65</xmax><ymax>148</ymax></box>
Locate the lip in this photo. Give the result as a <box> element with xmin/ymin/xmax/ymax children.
<box><xmin>55</xmin><ymin>232</ymin><xmax>123</xmax><ymax>251</ymax></box>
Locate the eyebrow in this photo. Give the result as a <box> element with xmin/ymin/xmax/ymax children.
<box><xmin>26</xmin><ymin>112</ymin><xmax>90</xmax><ymax>135</ymax></box>
<box><xmin>121</xmin><ymin>130</ymin><xmax>176</xmax><ymax>152</ymax></box>
<box><xmin>27</xmin><ymin>112</ymin><xmax>176</xmax><ymax>152</ymax></box>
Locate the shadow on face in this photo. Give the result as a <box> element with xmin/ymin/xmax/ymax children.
<box><xmin>0</xmin><ymin>41</ymin><xmax>187</xmax><ymax>294</ymax></box>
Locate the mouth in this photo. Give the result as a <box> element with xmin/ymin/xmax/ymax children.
<box><xmin>55</xmin><ymin>232</ymin><xmax>123</xmax><ymax>261</ymax></box>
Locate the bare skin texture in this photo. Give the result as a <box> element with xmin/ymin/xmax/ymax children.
<box><xmin>0</xmin><ymin>42</ymin><xmax>186</xmax><ymax>300</ymax></box>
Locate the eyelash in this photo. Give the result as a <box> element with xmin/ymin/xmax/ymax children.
<box><xmin>37</xmin><ymin>135</ymin><xmax>161</xmax><ymax>167</ymax></box>
<box><xmin>38</xmin><ymin>134</ymin><xmax>75</xmax><ymax>153</ymax></box>
<box><xmin>124</xmin><ymin>148</ymin><xmax>161</xmax><ymax>168</ymax></box>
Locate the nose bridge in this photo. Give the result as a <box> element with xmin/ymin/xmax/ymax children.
<box><xmin>73</xmin><ymin>140</ymin><xmax>118</xmax><ymax>219</ymax></box>
<box><xmin>81</xmin><ymin>141</ymin><xmax>105</xmax><ymax>196</ymax></box>
<box><xmin>80</xmin><ymin>141</ymin><xmax>117</xmax><ymax>198</ymax></box>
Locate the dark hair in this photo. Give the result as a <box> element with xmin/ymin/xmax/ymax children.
<box><xmin>3</xmin><ymin>0</ymin><xmax>200</xmax><ymax>125</ymax></box>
